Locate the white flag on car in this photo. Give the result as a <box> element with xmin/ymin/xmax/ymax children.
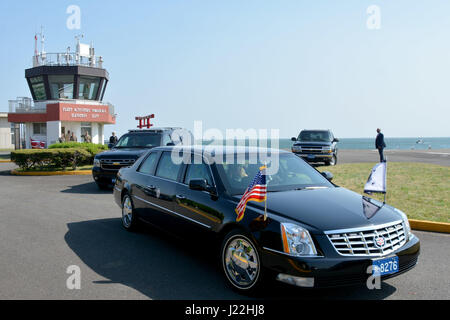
<box><xmin>364</xmin><ymin>162</ymin><xmax>387</xmax><ymax>194</ymax></box>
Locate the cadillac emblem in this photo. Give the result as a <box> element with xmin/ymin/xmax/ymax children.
<box><xmin>374</xmin><ymin>236</ymin><xmax>386</xmax><ymax>248</ymax></box>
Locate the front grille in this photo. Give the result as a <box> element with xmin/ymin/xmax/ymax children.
<box><xmin>326</xmin><ymin>221</ymin><xmax>407</xmax><ymax>257</ymax></box>
<box><xmin>100</xmin><ymin>159</ymin><xmax>135</xmax><ymax>171</ymax></box>
<box><xmin>299</xmin><ymin>148</ymin><xmax>323</xmax><ymax>154</ymax></box>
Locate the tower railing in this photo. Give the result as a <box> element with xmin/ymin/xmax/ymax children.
<box><xmin>32</xmin><ymin>52</ymin><xmax>104</xmax><ymax>68</ymax></box>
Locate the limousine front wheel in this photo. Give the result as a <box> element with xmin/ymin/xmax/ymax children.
<box><xmin>122</xmin><ymin>194</ymin><xmax>139</xmax><ymax>231</ymax></box>
<box><xmin>221</xmin><ymin>231</ymin><xmax>263</xmax><ymax>293</ymax></box>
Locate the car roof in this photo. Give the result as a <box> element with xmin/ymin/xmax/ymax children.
<box><xmin>151</xmin><ymin>145</ymin><xmax>289</xmax><ymax>157</ymax></box>
<box><xmin>127</xmin><ymin>127</ymin><xmax>183</xmax><ymax>133</ymax></box>
<box><xmin>300</xmin><ymin>129</ymin><xmax>331</xmax><ymax>132</ymax></box>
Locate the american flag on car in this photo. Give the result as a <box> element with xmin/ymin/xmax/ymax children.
<box><xmin>235</xmin><ymin>166</ymin><xmax>267</xmax><ymax>222</ymax></box>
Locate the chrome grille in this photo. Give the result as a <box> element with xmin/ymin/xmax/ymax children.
<box><xmin>326</xmin><ymin>221</ymin><xmax>407</xmax><ymax>257</ymax></box>
<box><xmin>100</xmin><ymin>159</ymin><xmax>135</xmax><ymax>170</ymax></box>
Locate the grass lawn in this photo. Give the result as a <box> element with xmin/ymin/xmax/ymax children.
<box><xmin>317</xmin><ymin>162</ymin><xmax>450</xmax><ymax>223</ymax></box>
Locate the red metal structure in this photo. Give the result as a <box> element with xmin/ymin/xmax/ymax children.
<box><xmin>135</xmin><ymin>114</ymin><xmax>155</xmax><ymax>129</ymax></box>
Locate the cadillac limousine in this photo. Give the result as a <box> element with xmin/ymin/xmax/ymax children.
<box><xmin>113</xmin><ymin>146</ymin><xmax>420</xmax><ymax>293</ymax></box>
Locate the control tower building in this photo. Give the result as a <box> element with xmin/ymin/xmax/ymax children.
<box><xmin>8</xmin><ymin>34</ymin><xmax>116</xmax><ymax>149</ymax></box>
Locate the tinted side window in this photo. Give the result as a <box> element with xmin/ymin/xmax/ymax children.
<box><xmin>155</xmin><ymin>152</ymin><xmax>182</xmax><ymax>181</ymax></box>
<box><xmin>162</xmin><ymin>134</ymin><xmax>173</xmax><ymax>146</ymax></box>
<box><xmin>138</xmin><ymin>152</ymin><xmax>159</xmax><ymax>175</ymax></box>
<box><xmin>184</xmin><ymin>163</ymin><xmax>213</xmax><ymax>186</ymax></box>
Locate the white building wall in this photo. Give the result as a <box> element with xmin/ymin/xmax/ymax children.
<box><xmin>0</xmin><ymin>114</ymin><xmax>14</xmax><ymax>149</ymax></box>
<box><xmin>91</xmin><ymin>122</ymin><xmax>99</xmax><ymax>144</ymax></box>
<box><xmin>46</xmin><ymin>121</ymin><xmax>61</xmax><ymax>146</ymax></box>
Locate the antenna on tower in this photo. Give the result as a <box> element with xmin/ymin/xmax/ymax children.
<box><xmin>39</xmin><ymin>26</ymin><xmax>45</xmax><ymax>54</ymax></box>
<box><xmin>33</xmin><ymin>26</ymin><xmax>46</xmax><ymax>66</ymax></box>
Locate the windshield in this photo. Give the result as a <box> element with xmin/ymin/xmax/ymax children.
<box><xmin>115</xmin><ymin>133</ymin><xmax>162</xmax><ymax>148</ymax></box>
<box><xmin>298</xmin><ymin>131</ymin><xmax>331</xmax><ymax>142</ymax></box>
<box><xmin>216</xmin><ymin>153</ymin><xmax>333</xmax><ymax>195</ymax></box>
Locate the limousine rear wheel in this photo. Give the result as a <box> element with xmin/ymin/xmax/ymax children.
<box><xmin>221</xmin><ymin>230</ymin><xmax>263</xmax><ymax>293</ymax></box>
<box><xmin>122</xmin><ymin>194</ymin><xmax>139</xmax><ymax>231</ymax></box>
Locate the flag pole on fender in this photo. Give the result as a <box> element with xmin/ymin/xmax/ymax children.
<box><xmin>263</xmin><ymin>164</ymin><xmax>268</xmax><ymax>221</ymax></box>
<box><xmin>364</xmin><ymin>160</ymin><xmax>387</xmax><ymax>204</ymax></box>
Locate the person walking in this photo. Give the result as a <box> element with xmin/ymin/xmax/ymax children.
<box><xmin>375</xmin><ymin>128</ymin><xmax>386</xmax><ymax>162</ymax></box>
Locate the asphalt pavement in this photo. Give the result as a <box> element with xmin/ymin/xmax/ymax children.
<box><xmin>0</xmin><ymin>162</ymin><xmax>449</xmax><ymax>300</ymax></box>
<box><xmin>338</xmin><ymin>149</ymin><xmax>450</xmax><ymax>166</ymax></box>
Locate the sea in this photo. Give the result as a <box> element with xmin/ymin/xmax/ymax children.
<box><xmin>200</xmin><ymin>137</ymin><xmax>450</xmax><ymax>150</ymax></box>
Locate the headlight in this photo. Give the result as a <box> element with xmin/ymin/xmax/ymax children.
<box><xmin>93</xmin><ymin>158</ymin><xmax>101</xmax><ymax>168</ymax></box>
<box><xmin>281</xmin><ymin>223</ymin><xmax>318</xmax><ymax>256</ymax></box>
<box><xmin>394</xmin><ymin>208</ymin><xmax>412</xmax><ymax>239</ymax></box>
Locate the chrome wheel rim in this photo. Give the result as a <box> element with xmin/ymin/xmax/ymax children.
<box><xmin>122</xmin><ymin>196</ymin><xmax>133</xmax><ymax>228</ymax></box>
<box><xmin>223</xmin><ymin>236</ymin><xmax>260</xmax><ymax>289</ymax></box>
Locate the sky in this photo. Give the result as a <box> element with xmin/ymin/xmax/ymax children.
<box><xmin>0</xmin><ymin>0</ymin><xmax>449</xmax><ymax>139</ymax></box>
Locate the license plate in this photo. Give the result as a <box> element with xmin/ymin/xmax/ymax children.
<box><xmin>372</xmin><ymin>256</ymin><xmax>399</xmax><ymax>276</ymax></box>
<box><xmin>307</xmin><ymin>154</ymin><xmax>315</xmax><ymax>159</ymax></box>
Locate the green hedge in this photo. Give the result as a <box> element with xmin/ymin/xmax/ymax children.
<box><xmin>48</xmin><ymin>142</ymin><xmax>108</xmax><ymax>157</ymax></box>
<box><xmin>11</xmin><ymin>148</ymin><xmax>92</xmax><ymax>171</ymax></box>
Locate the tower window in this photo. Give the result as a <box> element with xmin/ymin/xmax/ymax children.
<box><xmin>78</xmin><ymin>76</ymin><xmax>100</xmax><ymax>100</ymax></box>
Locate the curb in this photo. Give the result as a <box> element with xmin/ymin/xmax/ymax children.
<box><xmin>11</xmin><ymin>170</ymin><xmax>92</xmax><ymax>176</ymax></box>
<box><xmin>409</xmin><ymin>219</ymin><xmax>450</xmax><ymax>234</ymax></box>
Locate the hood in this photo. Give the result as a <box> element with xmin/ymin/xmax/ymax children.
<box><xmin>95</xmin><ymin>148</ymin><xmax>149</xmax><ymax>159</ymax></box>
<box><xmin>239</xmin><ymin>187</ymin><xmax>402</xmax><ymax>233</ymax></box>
<box><xmin>294</xmin><ymin>141</ymin><xmax>332</xmax><ymax>147</ymax></box>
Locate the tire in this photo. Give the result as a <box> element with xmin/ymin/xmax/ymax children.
<box><xmin>220</xmin><ymin>230</ymin><xmax>264</xmax><ymax>294</ymax></box>
<box><xmin>326</xmin><ymin>155</ymin><xmax>337</xmax><ymax>166</ymax></box>
<box><xmin>96</xmin><ymin>181</ymin><xmax>109</xmax><ymax>190</ymax></box>
<box><xmin>121</xmin><ymin>194</ymin><xmax>139</xmax><ymax>231</ymax></box>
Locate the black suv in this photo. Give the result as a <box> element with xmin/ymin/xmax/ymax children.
<box><xmin>291</xmin><ymin>129</ymin><xmax>339</xmax><ymax>166</ymax></box>
<box><xmin>93</xmin><ymin>127</ymin><xmax>187</xmax><ymax>189</ymax></box>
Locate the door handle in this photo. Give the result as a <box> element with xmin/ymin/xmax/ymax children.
<box><xmin>146</xmin><ymin>185</ymin><xmax>156</xmax><ymax>190</ymax></box>
<box><xmin>176</xmin><ymin>195</ymin><xmax>186</xmax><ymax>200</ymax></box>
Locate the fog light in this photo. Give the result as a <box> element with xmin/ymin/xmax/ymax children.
<box><xmin>276</xmin><ymin>274</ymin><xmax>314</xmax><ymax>288</ymax></box>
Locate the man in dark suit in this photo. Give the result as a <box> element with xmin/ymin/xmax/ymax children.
<box><xmin>375</xmin><ymin>128</ymin><xmax>386</xmax><ymax>162</ymax></box>
<box><xmin>109</xmin><ymin>132</ymin><xmax>118</xmax><ymax>145</ymax></box>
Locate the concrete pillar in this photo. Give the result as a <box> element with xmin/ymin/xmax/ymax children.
<box><xmin>47</xmin><ymin>121</ymin><xmax>61</xmax><ymax>146</ymax></box>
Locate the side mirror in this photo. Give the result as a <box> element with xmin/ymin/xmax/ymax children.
<box><xmin>189</xmin><ymin>179</ymin><xmax>208</xmax><ymax>191</ymax></box>
<box><xmin>166</xmin><ymin>142</ymin><xmax>175</xmax><ymax>146</ymax></box>
<box><xmin>321</xmin><ymin>171</ymin><xmax>334</xmax><ymax>181</ymax></box>
<box><xmin>333</xmin><ymin>138</ymin><xmax>339</xmax><ymax>143</ymax></box>
<box><xmin>189</xmin><ymin>179</ymin><xmax>216</xmax><ymax>195</ymax></box>
<box><xmin>291</xmin><ymin>137</ymin><xmax>297</xmax><ymax>142</ymax></box>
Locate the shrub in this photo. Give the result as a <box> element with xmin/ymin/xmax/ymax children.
<box><xmin>11</xmin><ymin>148</ymin><xmax>91</xmax><ymax>171</ymax></box>
<box><xmin>48</xmin><ymin>142</ymin><xmax>108</xmax><ymax>157</ymax></box>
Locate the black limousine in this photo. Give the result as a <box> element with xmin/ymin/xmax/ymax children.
<box><xmin>113</xmin><ymin>146</ymin><xmax>420</xmax><ymax>293</ymax></box>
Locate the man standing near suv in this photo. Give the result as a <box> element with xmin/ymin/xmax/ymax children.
<box><xmin>375</xmin><ymin>128</ymin><xmax>386</xmax><ymax>162</ymax></box>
